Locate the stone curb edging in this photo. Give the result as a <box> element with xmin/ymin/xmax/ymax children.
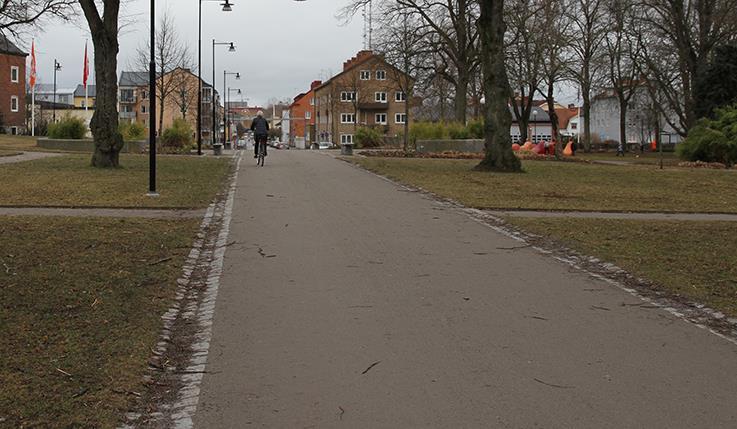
<box><xmin>120</xmin><ymin>151</ymin><xmax>242</xmax><ymax>428</ymax></box>
<box><xmin>339</xmin><ymin>157</ymin><xmax>737</xmax><ymax>346</ymax></box>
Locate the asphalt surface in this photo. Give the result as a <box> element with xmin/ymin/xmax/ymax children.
<box><xmin>194</xmin><ymin>150</ymin><xmax>737</xmax><ymax>428</ymax></box>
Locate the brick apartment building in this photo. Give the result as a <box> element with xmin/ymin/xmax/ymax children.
<box><xmin>314</xmin><ymin>50</ymin><xmax>413</xmax><ymax>146</ymax></box>
<box><xmin>288</xmin><ymin>80</ymin><xmax>321</xmax><ymax>148</ymax></box>
<box><xmin>0</xmin><ymin>35</ymin><xmax>27</xmax><ymax>135</ymax></box>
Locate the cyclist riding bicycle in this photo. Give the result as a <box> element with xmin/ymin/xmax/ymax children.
<box><xmin>250</xmin><ymin>110</ymin><xmax>270</xmax><ymax>159</ymax></box>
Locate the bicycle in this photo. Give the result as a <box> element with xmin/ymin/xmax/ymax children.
<box><xmin>256</xmin><ymin>138</ymin><xmax>266</xmax><ymax>167</ymax></box>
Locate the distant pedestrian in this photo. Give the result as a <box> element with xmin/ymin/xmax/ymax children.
<box><xmin>250</xmin><ymin>111</ymin><xmax>269</xmax><ymax>159</ymax></box>
<box><xmin>616</xmin><ymin>141</ymin><xmax>624</xmax><ymax>156</ymax></box>
<box><xmin>571</xmin><ymin>140</ymin><xmax>577</xmax><ymax>156</ymax></box>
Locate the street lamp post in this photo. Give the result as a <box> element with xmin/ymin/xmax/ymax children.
<box><xmin>148</xmin><ymin>0</ymin><xmax>158</xmax><ymax>196</ymax></box>
<box><xmin>52</xmin><ymin>59</ymin><xmax>61</xmax><ymax>123</ymax></box>
<box><xmin>227</xmin><ymin>87</ymin><xmax>241</xmax><ymax>144</ymax></box>
<box><xmin>532</xmin><ymin>110</ymin><xmax>538</xmax><ymax>144</ymax></box>
<box><xmin>223</xmin><ymin>71</ymin><xmax>240</xmax><ymax>147</ymax></box>
<box><xmin>198</xmin><ymin>0</ymin><xmax>233</xmax><ymax>156</ymax></box>
<box><xmin>212</xmin><ymin>40</ymin><xmax>235</xmax><ymax>147</ymax></box>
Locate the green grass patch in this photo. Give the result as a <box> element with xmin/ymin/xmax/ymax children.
<box><xmin>0</xmin><ymin>135</ymin><xmax>41</xmax><ymax>152</ymax></box>
<box><xmin>350</xmin><ymin>157</ymin><xmax>737</xmax><ymax>213</ymax></box>
<box><xmin>0</xmin><ymin>216</ymin><xmax>199</xmax><ymax>427</ymax></box>
<box><xmin>0</xmin><ymin>154</ymin><xmax>231</xmax><ymax>208</ymax></box>
<box><xmin>580</xmin><ymin>151</ymin><xmax>680</xmax><ymax>166</ymax></box>
<box><xmin>505</xmin><ymin>217</ymin><xmax>737</xmax><ymax>317</ymax></box>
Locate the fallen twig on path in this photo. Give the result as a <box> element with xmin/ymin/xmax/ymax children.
<box><xmin>149</xmin><ymin>257</ymin><xmax>173</xmax><ymax>266</ymax></box>
<box><xmin>496</xmin><ymin>244</ymin><xmax>532</xmax><ymax>251</ymax></box>
<box><xmin>361</xmin><ymin>361</ymin><xmax>382</xmax><ymax>375</ymax></box>
<box><xmin>533</xmin><ymin>378</ymin><xmax>575</xmax><ymax>389</ymax></box>
<box><xmin>338</xmin><ymin>406</ymin><xmax>345</xmax><ymax>420</ymax></box>
<box><xmin>591</xmin><ymin>305</ymin><xmax>611</xmax><ymax>311</ymax></box>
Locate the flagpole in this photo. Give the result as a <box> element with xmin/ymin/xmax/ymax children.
<box><xmin>31</xmin><ymin>39</ymin><xmax>36</xmax><ymax>137</ymax></box>
<box><xmin>84</xmin><ymin>41</ymin><xmax>89</xmax><ymax>111</ymax></box>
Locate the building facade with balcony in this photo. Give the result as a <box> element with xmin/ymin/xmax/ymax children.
<box><xmin>313</xmin><ymin>50</ymin><xmax>413</xmax><ymax>146</ymax></box>
<box><xmin>118</xmin><ymin>70</ymin><xmax>219</xmax><ymax>142</ymax></box>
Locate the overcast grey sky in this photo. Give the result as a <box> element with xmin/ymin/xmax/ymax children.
<box><xmin>30</xmin><ymin>0</ymin><xmax>363</xmax><ymax>106</ymax></box>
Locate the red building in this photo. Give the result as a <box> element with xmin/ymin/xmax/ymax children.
<box><xmin>288</xmin><ymin>80</ymin><xmax>321</xmax><ymax>148</ymax></box>
<box><xmin>0</xmin><ymin>35</ymin><xmax>27</xmax><ymax>135</ymax></box>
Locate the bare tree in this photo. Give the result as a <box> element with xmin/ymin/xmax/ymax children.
<box><xmin>341</xmin><ymin>0</ymin><xmax>479</xmax><ymax>123</ymax></box>
<box><xmin>1</xmin><ymin>0</ymin><xmax>76</xmax><ymax>38</ymax></box>
<box><xmin>603</xmin><ymin>0</ymin><xmax>640</xmax><ymax>147</ymax></box>
<box><xmin>172</xmin><ymin>70</ymin><xmax>199</xmax><ymax>120</ymax></box>
<box><xmin>134</xmin><ymin>10</ymin><xmax>192</xmax><ymax>135</ymax></box>
<box><xmin>79</xmin><ymin>0</ymin><xmax>124</xmax><ymax>167</ymax></box>
<box><xmin>505</xmin><ymin>0</ymin><xmax>546</xmax><ymax>144</ymax></box>
<box><xmin>376</xmin><ymin>8</ymin><xmax>428</xmax><ymax>150</ymax></box>
<box><xmin>565</xmin><ymin>0</ymin><xmax>607</xmax><ymax>151</ymax></box>
<box><xmin>476</xmin><ymin>0</ymin><xmax>521</xmax><ymax>172</ymax></box>
<box><xmin>634</xmin><ymin>0</ymin><xmax>737</xmax><ymax>135</ymax></box>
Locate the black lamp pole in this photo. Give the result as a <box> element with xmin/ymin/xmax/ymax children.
<box><xmin>224</xmin><ymin>71</ymin><xmax>239</xmax><ymax>146</ymax></box>
<box><xmin>52</xmin><ymin>59</ymin><xmax>61</xmax><ymax>122</ymax></box>
<box><xmin>212</xmin><ymin>40</ymin><xmax>235</xmax><ymax>146</ymax></box>
<box><xmin>198</xmin><ymin>0</ymin><xmax>233</xmax><ymax>156</ymax></box>
<box><xmin>148</xmin><ymin>0</ymin><xmax>157</xmax><ymax>195</ymax></box>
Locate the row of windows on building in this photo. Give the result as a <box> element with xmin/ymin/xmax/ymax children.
<box><xmin>340</xmin><ymin>91</ymin><xmax>406</xmax><ymax>103</ymax></box>
<box><xmin>340</xmin><ymin>112</ymin><xmax>407</xmax><ymax>125</ymax></box>
<box><xmin>359</xmin><ymin>69</ymin><xmax>388</xmax><ymax>81</ymax></box>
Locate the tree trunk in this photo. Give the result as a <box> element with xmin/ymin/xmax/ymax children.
<box><xmin>454</xmin><ymin>69</ymin><xmax>469</xmax><ymax>124</ymax></box>
<box><xmin>618</xmin><ymin>95</ymin><xmax>627</xmax><ymax>151</ymax></box>
<box><xmin>89</xmin><ymin>22</ymin><xmax>124</xmax><ymax>168</ymax></box>
<box><xmin>546</xmin><ymin>84</ymin><xmax>560</xmax><ymax>158</ymax></box>
<box><xmin>475</xmin><ymin>0</ymin><xmax>521</xmax><ymax>173</ymax></box>
<box><xmin>582</xmin><ymin>90</ymin><xmax>592</xmax><ymax>152</ymax></box>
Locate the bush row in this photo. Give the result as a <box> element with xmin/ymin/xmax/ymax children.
<box><xmin>679</xmin><ymin>105</ymin><xmax>737</xmax><ymax>166</ymax></box>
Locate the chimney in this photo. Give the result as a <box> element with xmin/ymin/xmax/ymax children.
<box><xmin>310</xmin><ymin>80</ymin><xmax>322</xmax><ymax>90</ymax></box>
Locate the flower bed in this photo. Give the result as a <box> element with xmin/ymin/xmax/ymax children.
<box><xmin>677</xmin><ymin>161</ymin><xmax>728</xmax><ymax>169</ymax></box>
<box><xmin>359</xmin><ymin>150</ymin><xmax>590</xmax><ymax>163</ymax></box>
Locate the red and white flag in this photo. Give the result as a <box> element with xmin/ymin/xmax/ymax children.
<box><xmin>29</xmin><ymin>40</ymin><xmax>37</xmax><ymax>88</ymax></box>
<box><xmin>83</xmin><ymin>42</ymin><xmax>89</xmax><ymax>88</ymax></box>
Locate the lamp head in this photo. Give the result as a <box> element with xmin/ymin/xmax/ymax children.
<box><xmin>235</xmin><ymin>72</ymin><xmax>241</xmax><ymax>80</ymax></box>
<box><xmin>221</xmin><ymin>0</ymin><xmax>233</xmax><ymax>11</ymax></box>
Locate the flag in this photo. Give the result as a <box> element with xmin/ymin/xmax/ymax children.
<box><xmin>29</xmin><ymin>40</ymin><xmax>36</xmax><ymax>88</ymax></box>
<box><xmin>83</xmin><ymin>42</ymin><xmax>89</xmax><ymax>88</ymax></box>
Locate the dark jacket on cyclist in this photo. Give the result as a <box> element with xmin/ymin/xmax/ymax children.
<box><xmin>251</xmin><ymin>114</ymin><xmax>270</xmax><ymax>157</ymax></box>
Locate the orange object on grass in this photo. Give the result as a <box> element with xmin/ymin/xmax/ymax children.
<box><xmin>512</xmin><ymin>143</ymin><xmax>521</xmax><ymax>152</ymax></box>
<box><xmin>563</xmin><ymin>141</ymin><xmax>573</xmax><ymax>156</ymax></box>
<box><xmin>651</xmin><ymin>140</ymin><xmax>657</xmax><ymax>151</ymax></box>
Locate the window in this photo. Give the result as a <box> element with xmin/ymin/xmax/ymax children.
<box><xmin>141</xmin><ymin>104</ymin><xmax>148</xmax><ymax>114</ymax></box>
<box><xmin>376</xmin><ymin>70</ymin><xmax>386</xmax><ymax>80</ymax></box>
<box><xmin>10</xmin><ymin>127</ymin><xmax>18</xmax><ymax>135</ymax></box>
<box><xmin>310</xmin><ymin>97</ymin><xmax>315</xmax><ymax>106</ymax></box>
<box><xmin>202</xmin><ymin>88</ymin><xmax>212</xmax><ymax>102</ymax></box>
<box><xmin>375</xmin><ymin>113</ymin><xmax>387</xmax><ymax>124</ymax></box>
<box><xmin>571</xmin><ymin>122</ymin><xmax>578</xmax><ymax>130</ymax></box>
<box><xmin>395</xmin><ymin>113</ymin><xmax>406</xmax><ymax>124</ymax></box>
<box><xmin>341</xmin><ymin>113</ymin><xmax>356</xmax><ymax>124</ymax></box>
<box><xmin>340</xmin><ymin>91</ymin><xmax>356</xmax><ymax>102</ymax></box>
<box><xmin>341</xmin><ymin>134</ymin><xmax>354</xmax><ymax>144</ymax></box>
<box><xmin>360</xmin><ymin>70</ymin><xmax>370</xmax><ymax>80</ymax></box>
<box><xmin>10</xmin><ymin>96</ymin><xmax>18</xmax><ymax>112</ymax></box>
<box><xmin>121</xmin><ymin>89</ymin><xmax>135</xmax><ymax>102</ymax></box>
<box><xmin>305</xmin><ymin>111</ymin><xmax>311</xmax><ymax>119</ymax></box>
<box><xmin>141</xmin><ymin>90</ymin><xmax>148</xmax><ymax>100</ymax></box>
<box><xmin>375</xmin><ymin>92</ymin><xmax>387</xmax><ymax>103</ymax></box>
<box><xmin>395</xmin><ymin>91</ymin><xmax>406</xmax><ymax>102</ymax></box>
<box><xmin>10</xmin><ymin>66</ymin><xmax>19</xmax><ymax>83</ymax></box>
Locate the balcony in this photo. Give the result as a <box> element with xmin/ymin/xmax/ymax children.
<box><xmin>358</xmin><ymin>102</ymin><xmax>389</xmax><ymax>110</ymax></box>
<box><xmin>119</xmin><ymin>111</ymin><xmax>136</xmax><ymax>119</ymax></box>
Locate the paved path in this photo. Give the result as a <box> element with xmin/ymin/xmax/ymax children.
<box><xmin>194</xmin><ymin>151</ymin><xmax>737</xmax><ymax>428</ymax></box>
<box><xmin>0</xmin><ymin>207</ymin><xmax>204</xmax><ymax>219</ymax></box>
<box><xmin>488</xmin><ymin>209</ymin><xmax>737</xmax><ymax>221</ymax></box>
<box><xmin>0</xmin><ymin>151</ymin><xmax>63</xmax><ymax>165</ymax></box>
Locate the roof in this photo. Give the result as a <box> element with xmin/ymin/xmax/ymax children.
<box><xmin>0</xmin><ymin>34</ymin><xmax>27</xmax><ymax>57</ymax></box>
<box><xmin>74</xmin><ymin>85</ymin><xmax>96</xmax><ymax>97</ymax></box>
<box><xmin>33</xmin><ymin>84</ymin><xmax>76</xmax><ymax>94</ymax></box>
<box><xmin>119</xmin><ymin>71</ymin><xmax>149</xmax><ymax>87</ymax></box>
<box><xmin>314</xmin><ymin>50</ymin><xmax>412</xmax><ymax>93</ymax></box>
<box><xmin>119</xmin><ymin>69</ymin><xmax>215</xmax><ymax>89</ymax></box>
<box><xmin>510</xmin><ymin>105</ymin><xmax>551</xmax><ymax>123</ymax></box>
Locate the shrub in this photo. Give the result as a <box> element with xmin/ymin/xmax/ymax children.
<box><xmin>355</xmin><ymin>126</ymin><xmax>383</xmax><ymax>148</ymax></box>
<box><xmin>447</xmin><ymin>122</ymin><xmax>470</xmax><ymax>139</ymax></box>
<box><xmin>679</xmin><ymin>105</ymin><xmax>737</xmax><ymax>166</ymax></box>
<box><xmin>160</xmin><ymin>118</ymin><xmax>194</xmax><ymax>154</ymax></box>
<box><xmin>466</xmin><ymin>120</ymin><xmax>484</xmax><ymax>139</ymax></box>
<box><xmin>47</xmin><ymin>116</ymin><xmax>86</xmax><ymax>139</ymax></box>
<box><xmin>410</xmin><ymin>121</ymin><xmax>485</xmax><ymax>141</ymax></box>
<box><xmin>119</xmin><ymin>122</ymin><xmax>146</xmax><ymax>141</ymax></box>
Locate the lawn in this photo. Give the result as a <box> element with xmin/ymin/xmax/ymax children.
<box><xmin>0</xmin><ymin>216</ymin><xmax>200</xmax><ymax>427</ymax></box>
<box><xmin>350</xmin><ymin>157</ymin><xmax>737</xmax><ymax>213</ymax></box>
<box><xmin>580</xmin><ymin>151</ymin><xmax>680</xmax><ymax>166</ymax></box>
<box><xmin>505</xmin><ymin>217</ymin><xmax>737</xmax><ymax>318</ymax></box>
<box><xmin>0</xmin><ymin>153</ymin><xmax>231</xmax><ymax>208</ymax></box>
<box><xmin>0</xmin><ymin>135</ymin><xmax>42</xmax><ymax>152</ymax></box>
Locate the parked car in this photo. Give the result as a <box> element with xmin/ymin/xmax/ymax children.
<box><xmin>318</xmin><ymin>141</ymin><xmax>334</xmax><ymax>150</ymax></box>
